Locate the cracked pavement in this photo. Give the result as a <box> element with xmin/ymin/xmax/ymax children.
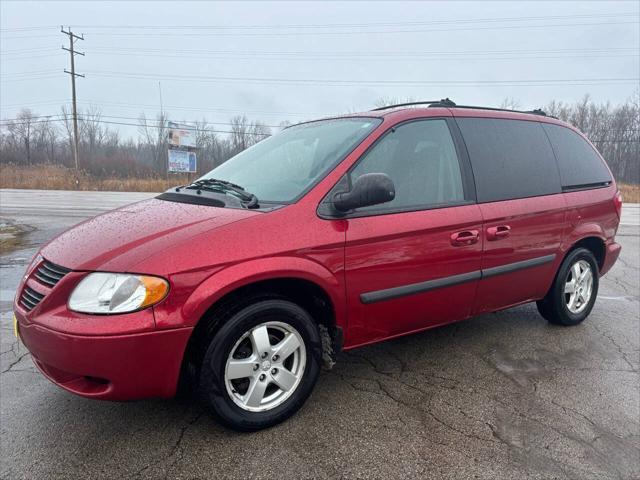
<box><xmin>1</xmin><ymin>190</ymin><xmax>638</xmax><ymax>479</ymax></box>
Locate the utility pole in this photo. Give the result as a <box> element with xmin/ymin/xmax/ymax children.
<box><xmin>61</xmin><ymin>26</ymin><xmax>84</xmax><ymax>172</ymax></box>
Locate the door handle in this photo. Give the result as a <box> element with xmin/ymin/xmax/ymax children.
<box><xmin>487</xmin><ymin>225</ymin><xmax>511</xmax><ymax>241</ymax></box>
<box><xmin>450</xmin><ymin>230</ymin><xmax>479</xmax><ymax>246</ymax></box>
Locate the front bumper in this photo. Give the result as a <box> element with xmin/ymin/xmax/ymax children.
<box><xmin>17</xmin><ymin>317</ymin><xmax>192</xmax><ymax>401</ymax></box>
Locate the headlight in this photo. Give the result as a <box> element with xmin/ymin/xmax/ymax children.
<box><xmin>68</xmin><ymin>273</ymin><xmax>169</xmax><ymax>314</ymax></box>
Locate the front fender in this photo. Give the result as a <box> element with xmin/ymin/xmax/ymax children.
<box><xmin>179</xmin><ymin>256</ymin><xmax>345</xmax><ymax>330</ymax></box>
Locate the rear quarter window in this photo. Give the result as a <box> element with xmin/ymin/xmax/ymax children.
<box><xmin>456</xmin><ymin>117</ymin><xmax>561</xmax><ymax>203</ymax></box>
<box><xmin>541</xmin><ymin>123</ymin><xmax>612</xmax><ymax>189</ymax></box>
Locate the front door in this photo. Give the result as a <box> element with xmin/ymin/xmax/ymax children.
<box><xmin>342</xmin><ymin>118</ymin><xmax>483</xmax><ymax>348</ymax></box>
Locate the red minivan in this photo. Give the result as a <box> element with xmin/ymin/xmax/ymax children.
<box><xmin>14</xmin><ymin>100</ymin><xmax>622</xmax><ymax>431</ymax></box>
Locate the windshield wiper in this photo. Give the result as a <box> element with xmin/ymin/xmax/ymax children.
<box><xmin>174</xmin><ymin>178</ymin><xmax>260</xmax><ymax>209</ymax></box>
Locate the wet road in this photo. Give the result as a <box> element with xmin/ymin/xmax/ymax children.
<box><xmin>1</xmin><ymin>189</ymin><xmax>639</xmax><ymax>479</ymax></box>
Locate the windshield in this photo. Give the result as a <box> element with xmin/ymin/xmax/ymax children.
<box><xmin>198</xmin><ymin>117</ymin><xmax>381</xmax><ymax>203</ymax></box>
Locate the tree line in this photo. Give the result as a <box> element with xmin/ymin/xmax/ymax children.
<box><xmin>0</xmin><ymin>107</ymin><xmax>274</xmax><ymax>178</ymax></box>
<box><xmin>1</xmin><ymin>95</ymin><xmax>638</xmax><ymax>183</ymax></box>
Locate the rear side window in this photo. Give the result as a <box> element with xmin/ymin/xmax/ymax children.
<box><xmin>350</xmin><ymin>119</ymin><xmax>467</xmax><ymax>213</ymax></box>
<box><xmin>457</xmin><ymin>118</ymin><xmax>561</xmax><ymax>203</ymax></box>
<box><xmin>541</xmin><ymin>123</ymin><xmax>612</xmax><ymax>189</ymax></box>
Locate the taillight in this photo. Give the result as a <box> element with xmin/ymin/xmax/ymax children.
<box><xmin>614</xmin><ymin>190</ymin><xmax>623</xmax><ymax>218</ymax></box>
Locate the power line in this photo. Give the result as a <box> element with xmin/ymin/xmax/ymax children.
<box><xmin>3</xmin><ymin>12</ymin><xmax>635</xmax><ymax>32</ymax></box>
<box><xmin>97</xmin><ymin>114</ymin><xmax>281</xmax><ymax>128</ymax></box>
<box><xmin>76</xmin><ymin>20</ymin><xmax>639</xmax><ymax>37</ymax></box>
<box><xmin>80</xmin><ymin>50</ymin><xmax>640</xmax><ymax>63</ymax></box>
<box><xmin>85</xmin><ymin>46</ymin><xmax>639</xmax><ymax>56</ymax></box>
<box><xmin>0</xmin><ymin>75</ymin><xmax>61</xmax><ymax>82</ymax></box>
<box><xmin>72</xmin><ymin>12</ymin><xmax>638</xmax><ymax>29</ymax></box>
<box><xmin>0</xmin><ymin>112</ymin><xmax>283</xmax><ymax>128</ymax></box>
<box><xmin>4</xmin><ymin>46</ymin><xmax>637</xmax><ymax>56</ymax></box>
<box><xmin>0</xmin><ymin>99</ymin><xmax>319</xmax><ymax>118</ymax></box>
<box><xmin>0</xmin><ymin>34</ymin><xmax>60</xmax><ymax>40</ymax></box>
<box><xmin>1</xmin><ymin>47</ymin><xmax>58</xmax><ymax>54</ymax></box>
<box><xmin>85</xmin><ymin>70</ymin><xmax>640</xmax><ymax>86</ymax></box>
<box><xmin>4</xmin><ymin>46</ymin><xmax>638</xmax><ymax>63</ymax></box>
<box><xmin>3</xmin><ymin>72</ymin><xmax>635</xmax><ymax>87</ymax></box>
<box><xmin>0</xmin><ymin>99</ymin><xmax>70</xmax><ymax>108</ymax></box>
<box><xmin>61</xmin><ymin>26</ymin><xmax>84</xmax><ymax>171</ymax></box>
<box><xmin>0</xmin><ymin>116</ymin><xmax>273</xmax><ymax>136</ymax></box>
<box><xmin>0</xmin><ymin>26</ymin><xmax>58</xmax><ymax>32</ymax></box>
<box><xmin>2</xmin><ymin>53</ymin><xmax>65</xmax><ymax>62</ymax></box>
<box><xmin>3</xmin><ymin>12</ymin><xmax>637</xmax><ymax>40</ymax></box>
<box><xmin>0</xmin><ymin>69</ymin><xmax>61</xmax><ymax>77</ymax></box>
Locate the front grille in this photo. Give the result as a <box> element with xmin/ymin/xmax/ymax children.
<box><xmin>18</xmin><ymin>259</ymin><xmax>71</xmax><ymax>313</ymax></box>
<box><xmin>19</xmin><ymin>286</ymin><xmax>45</xmax><ymax>312</ymax></box>
<box><xmin>33</xmin><ymin>260</ymin><xmax>71</xmax><ymax>288</ymax></box>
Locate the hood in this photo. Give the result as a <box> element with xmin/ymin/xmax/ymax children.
<box><xmin>40</xmin><ymin>198</ymin><xmax>260</xmax><ymax>272</ymax></box>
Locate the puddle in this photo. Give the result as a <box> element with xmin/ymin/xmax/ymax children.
<box><xmin>0</xmin><ymin>219</ymin><xmax>35</xmax><ymax>255</ymax></box>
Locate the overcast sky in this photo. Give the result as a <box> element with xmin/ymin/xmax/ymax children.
<box><xmin>1</xmin><ymin>1</ymin><xmax>639</xmax><ymax>138</ymax></box>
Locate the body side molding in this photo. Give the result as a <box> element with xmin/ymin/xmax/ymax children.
<box><xmin>360</xmin><ymin>254</ymin><xmax>557</xmax><ymax>304</ymax></box>
<box><xmin>481</xmin><ymin>254</ymin><xmax>556</xmax><ymax>279</ymax></box>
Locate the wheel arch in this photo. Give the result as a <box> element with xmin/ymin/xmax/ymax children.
<box><xmin>180</xmin><ymin>257</ymin><xmax>345</xmax><ymax>330</ymax></box>
<box><xmin>570</xmin><ymin>236</ymin><xmax>605</xmax><ymax>271</ymax></box>
<box><xmin>561</xmin><ymin>230</ymin><xmax>606</xmax><ymax>271</ymax></box>
<box><xmin>177</xmin><ymin>258</ymin><xmax>345</xmax><ymax>394</ymax></box>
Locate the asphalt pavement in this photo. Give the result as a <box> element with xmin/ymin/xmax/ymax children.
<box><xmin>1</xmin><ymin>189</ymin><xmax>638</xmax><ymax>479</ymax></box>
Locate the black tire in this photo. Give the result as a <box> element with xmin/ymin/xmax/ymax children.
<box><xmin>536</xmin><ymin>248</ymin><xmax>599</xmax><ymax>326</ymax></box>
<box><xmin>198</xmin><ymin>297</ymin><xmax>321</xmax><ymax>431</ymax></box>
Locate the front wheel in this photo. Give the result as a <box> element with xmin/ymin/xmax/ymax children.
<box><xmin>198</xmin><ymin>298</ymin><xmax>321</xmax><ymax>431</ymax></box>
<box><xmin>536</xmin><ymin>248</ymin><xmax>599</xmax><ymax>326</ymax></box>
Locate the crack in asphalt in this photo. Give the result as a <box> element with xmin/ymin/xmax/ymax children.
<box><xmin>131</xmin><ymin>409</ymin><xmax>206</xmax><ymax>480</ymax></box>
<box><xmin>1</xmin><ymin>350</ymin><xmax>30</xmax><ymax>374</ymax></box>
<box><xmin>332</xmin><ymin>352</ymin><xmax>499</xmax><ymax>447</ymax></box>
<box><xmin>591</xmin><ymin>322</ymin><xmax>637</xmax><ymax>370</ymax></box>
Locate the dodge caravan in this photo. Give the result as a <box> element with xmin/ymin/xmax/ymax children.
<box><xmin>14</xmin><ymin>99</ymin><xmax>622</xmax><ymax>431</ymax></box>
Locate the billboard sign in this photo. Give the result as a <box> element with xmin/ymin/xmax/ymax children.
<box><xmin>168</xmin><ymin>149</ymin><xmax>197</xmax><ymax>173</ymax></box>
<box><xmin>168</xmin><ymin>122</ymin><xmax>196</xmax><ymax>148</ymax></box>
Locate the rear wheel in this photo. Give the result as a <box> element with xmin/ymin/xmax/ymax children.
<box><xmin>198</xmin><ymin>298</ymin><xmax>321</xmax><ymax>431</ymax></box>
<box><xmin>536</xmin><ymin>248</ymin><xmax>599</xmax><ymax>326</ymax></box>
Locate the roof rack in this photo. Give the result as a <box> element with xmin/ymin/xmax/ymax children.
<box><xmin>433</xmin><ymin>103</ymin><xmax>550</xmax><ymax>117</ymax></box>
<box><xmin>371</xmin><ymin>98</ymin><xmax>552</xmax><ymax>118</ymax></box>
<box><xmin>371</xmin><ymin>98</ymin><xmax>456</xmax><ymax>111</ymax></box>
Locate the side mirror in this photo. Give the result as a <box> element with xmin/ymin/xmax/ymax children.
<box><xmin>332</xmin><ymin>173</ymin><xmax>395</xmax><ymax>213</ymax></box>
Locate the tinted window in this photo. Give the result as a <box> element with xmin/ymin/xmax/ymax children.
<box><xmin>457</xmin><ymin>118</ymin><xmax>561</xmax><ymax>203</ymax></box>
<box><xmin>350</xmin><ymin>119</ymin><xmax>466</xmax><ymax>213</ymax></box>
<box><xmin>541</xmin><ymin>123</ymin><xmax>612</xmax><ymax>188</ymax></box>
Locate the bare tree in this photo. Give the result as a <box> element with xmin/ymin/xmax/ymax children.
<box><xmin>2</xmin><ymin>96</ymin><xmax>635</xmax><ymax>184</ymax></box>
<box><xmin>138</xmin><ymin>112</ymin><xmax>168</xmax><ymax>173</ymax></box>
<box><xmin>5</xmin><ymin>109</ymin><xmax>36</xmax><ymax>165</ymax></box>
<box><xmin>60</xmin><ymin>105</ymin><xmax>75</xmax><ymax>166</ymax></box>
<box><xmin>80</xmin><ymin>106</ymin><xmax>107</xmax><ymax>159</ymax></box>
<box><xmin>373</xmin><ymin>96</ymin><xmax>416</xmax><ymax>108</ymax></box>
<box><xmin>499</xmin><ymin>97</ymin><xmax>522</xmax><ymax>110</ymax></box>
<box><xmin>32</xmin><ymin>118</ymin><xmax>58</xmax><ymax>163</ymax></box>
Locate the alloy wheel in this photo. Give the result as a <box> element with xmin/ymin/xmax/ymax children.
<box><xmin>224</xmin><ymin>321</ymin><xmax>306</xmax><ymax>412</ymax></box>
<box><xmin>564</xmin><ymin>259</ymin><xmax>594</xmax><ymax>314</ymax></box>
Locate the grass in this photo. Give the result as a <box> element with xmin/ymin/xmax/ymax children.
<box><xmin>0</xmin><ymin>164</ymin><xmax>192</xmax><ymax>192</ymax></box>
<box><xmin>619</xmin><ymin>183</ymin><xmax>640</xmax><ymax>203</ymax></box>
<box><xmin>1</xmin><ymin>164</ymin><xmax>639</xmax><ymax>202</ymax></box>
